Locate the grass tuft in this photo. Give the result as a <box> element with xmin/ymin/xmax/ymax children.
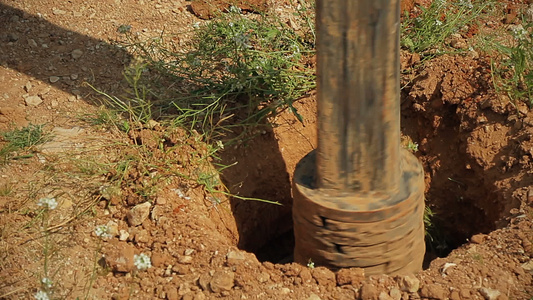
<box><xmin>401</xmin><ymin>0</ymin><xmax>494</xmax><ymax>55</ymax></box>
<box><xmin>489</xmin><ymin>20</ymin><xmax>533</xmax><ymax>107</ymax></box>
<box><xmin>118</xmin><ymin>7</ymin><xmax>315</xmax><ymax>128</ymax></box>
<box><xmin>0</xmin><ymin>124</ymin><xmax>48</xmax><ymax>164</ymax></box>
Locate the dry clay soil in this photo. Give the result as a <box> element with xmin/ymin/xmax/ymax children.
<box><xmin>1</xmin><ymin>0</ymin><xmax>533</xmax><ymax>299</ymax></box>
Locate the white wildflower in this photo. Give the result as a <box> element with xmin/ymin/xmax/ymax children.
<box><xmin>134</xmin><ymin>253</ymin><xmax>152</xmax><ymax>270</ymax></box>
<box><xmin>435</xmin><ymin>20</ymin><xmax>443</xmax><ymax>26</ymax></box>
<box><xmin>34</xmin><ymin>290</ymin><xmax>49</xmax><ymax>300</ymax></box>
<box><xmin>307</xmin><ymin>259</ymin><xmax>315</xmax><ymax>268</ymax></box>
<box><xmin>192</xmin><ymin>22</ymin><xmax>200</xmax><ymax>29</ymax></box>
<box><xmin>37</xmin><ymin>198</ymin><xmax>57</xmax><ymax>210</ymax></box>
<box><xmin>41</xmin><ymin>277</ymin><xmax>52</xmax><ymax>289</ymax></box>
<box><xmin>216</xmin><ymin>140</ymin><xmax>224</xmax><ymax>150</ymax></box>
<box><xmin>228</xmin><ymin>5</ymin><xmax>242</xmax><ymax>14</ymax></box>
<box><xmin>511</xmin><ymin>25</ymin><xmax>527</xmax><ymax>40</ymax></box>
<box><xmin>94</xmin><ymin>225</ymin><xmax>112</xmax><ymax>239</ymax></box>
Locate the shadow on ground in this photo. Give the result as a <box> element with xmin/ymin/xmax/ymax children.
<box><xmin>0</xmin><ymin>3</ymin><xmax>131</xmax><ymax>105</ymax></box>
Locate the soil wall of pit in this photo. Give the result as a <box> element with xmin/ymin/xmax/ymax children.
<box><xmin>218</xmin><ymin>53</ymin><xmax>530</xmax><ymax>263</ymax></box>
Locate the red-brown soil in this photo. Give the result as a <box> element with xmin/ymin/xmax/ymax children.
<box><xmin>1</xmin><ymin>0</ymin><xmax>533</xmax><ymax>300</ymax></box>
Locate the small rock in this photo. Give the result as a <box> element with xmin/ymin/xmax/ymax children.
<box><xmin>209</xmin><ymin>270</ymin><xmax>234</xmax><ymax>293</ymax></box>
<box><xmin>106</xmin><ymin>220</ymin><xmax>119</xmax><ymax>236</ymax></box>
<box><xmin>198</xmin><ymin>273</ymin><xmax>211</xmax><ymax>291</ymax></box>
<box><xmin>71</xmin><ymin>49</ymin><xmax>84</xmax><ymax>59</ymax></box>
<box><xmin>226</xmin><ymin>250</ymin><xmax>245</xmax><ymax>265</ymax></box>
<box><xmin>179</xmin><ymin>255</ymin><xmax>193</xmax><ymax>264</ymax></box>
<box><xmin>49</xmin><ymin>76</ymin><xmax>60</xmax><ymax>83</ymax></box>
<box><xmin>307</xmin><ymin>293</ymin><xmax>321</xmax><ymax>300</ymax></box>
<box><xmin>336</xmin><ymin>267</ymin><xmax>365</xmax><ymax>286</ymax></box>
<box><xmin>360</xmin><ymin>282</ymin><xmax>380</xmax><ymax>300</ymax></box>
<box><xmin>389</xmin><ymin>288</ymin><xmax>401</xmax><ymax>300</ymax></box>
<box><xmin>311</xmin><ymin>267</ymin><xmax>336</xmax><ymax>287</ymax></box>
<box><xmin>181</xmin><ymin>293</ymin><xmax>193</xmax><ymax>300</ymax></box>
<box><xmin>70</xmin><ymin>74</ymin><xmax>79</xmax><ymax>80</ymax></box>
<box><xmin>104</xmin><ymin>241</ymin><xmax>135</xmax><ymax>272</ymax></box>
<box><xmin>24</xmin><ymin>95</ymin><xmax>43</xmax><ymax>106</ymax></box>
<box><xmin>420</xmin><ymin>284</ymin><xmax>447</xmax><ymax>300</ymax></box>
<box><xmin>119</xmin><ymin>230</ymin><xmax>129</xmax><ymax>241</ymax></box>
<box><xmin>127</xmin><ymin>202</ymin><xmax>151</xmax><ymax>226</ymax></box>
<box><xmin>164</xmin><ymin>286</ymin><xmax>178</xmax><ymax>300</ymax></box>
<box><xmin>299</xmin><ymin>267</ymin><xmax>313</xmax><ymax>284</ymax></box>
<box><xmin>24</xmin><ymin>81</ymin><xmax>32</xmax><ymax>92</ymax></box>
<box><xmin>146</xmin><ymin>119</ymin><xmax>160</xmax><ymax>129</ymax></box>
<box><xmin>479</xmin><ymin>287</ymin><xmax>501</xmax><ymax>300</ymax></box>
<box><xmin>449</xmin><ymin>33</ymin><xmax>467</xmax><ymax>49</ymax></box>
<box><xmin>7</xmin><ymin>33</ymin><xmax>19</xmax><ymax>42</ymax></box>
<box><xmin>193</xmin><ymin>292</ymin><xmax>206</xmax><ymax>300</ymax></box>
<box><xmin>521</xmin><ymin>260</ymin><xmax>533</xmax><ymax>273</ymax></box>
<box><xmin>257</xmin><ymin>272</ymin><xmax>270</xmax><ymax>283</ymax></box>
<box><xmin>184</xmin><ymin>248</ymin><xmax>195</xmax><ymax>256</ymax></box>
<box><xmin>155</xmin><ymin>197</ymin><xmax>167</xmax><ymax>205</ymax></box>
<box><xmin>51</xmin><ymin>100</ymin><xmax>59</xmax><ymax>107</ymax></box>
<box><xmin>53</xmin><ymin>9</ymin><xmax>67</xmax><ymax>15</ymax></box>
<box><xmin>450</xmin><ymin>289</ymin><xmax>461</xmax><ymax>300</ymax></box>
<box><xmin>471</xmin><ymin>234</ymin><xmax>487</xmax><ymax>244</ymax></box>
<box><xmin>28</xmin><ymin>38</ymin><xmax>38</xmax><ymax>47</ymax></box>
<box><xmin>178</xmin><ymin>283</ymin><xmax>191</xmax><ymax>296</ymax></box>
<box><xmin>400</xmin><ymin>274</ymin><xmax>420</xmax><ymax>293</ymax></box>
<box><xmin>379</xmin><ymin>291</ymin><xmax>393</xmax><ymax>300</ymax></box>
<box><xmin>280</xmin><ymin>287</ymin><xmax>291</xmax><ymax>294</ymax></box>
<box><xmin>460</xmin><ymin>288</ymin><xmax>472</xmax><ymax>299</ymax></box>
<box><xmin>135</xmin><ymin>229</ymin><xmax>150</xmax><ymax>243</ymax></box>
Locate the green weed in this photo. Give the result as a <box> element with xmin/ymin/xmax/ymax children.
<box><xmin>2</xmin><ymin>124</ymin><xmax>47</xmax><ymax>149</ymax></box>
<box><xmin>119</xmin><ymin>7</ymin><xmax>315</xmax><ymax>128</ymax></box>
<box><xmin>0</xmin><ymin>124</ymin><xmax>48</xmax><ymax>164</ymax></box>
<box><xmin>401</xmin><ymin>0</ymin><xmax>494</xmax><ymax>55</ymax></box>
<box><xmin>86</xmin><ymin>8</ymin><xmax>317</xmax><ymax>205</ymax></box>
<box><xmin>489</xmin><ymin>21</ymin><xmax>533</xmax><ymax>107</ymax></box>
<box><xmin>424</xmin><ymin>205</ymin><xmax>450</xmax><ymax>256</ymax></box>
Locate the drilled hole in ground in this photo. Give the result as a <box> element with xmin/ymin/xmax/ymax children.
<box><xmin>218</xmin><ymin>102</ymin><xmax>515</xmax><ymax>268</ymax></box>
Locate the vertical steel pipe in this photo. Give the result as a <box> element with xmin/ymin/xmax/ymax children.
<box><xmin>292</xmin><ymin>0</ymin><xmax>426</xmax><ymax>275</ymax></box>
<box><xmin>316</xmin><ymin>0</ymin><xmax>400</xmax><ymax>195</ymax></box>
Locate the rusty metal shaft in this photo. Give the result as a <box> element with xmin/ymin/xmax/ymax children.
<box><xmin>316</xmin><ymin>0</ymin><xmax>401</xmax><ymax>194</ymax></box>
<box><xmin>292</xmin><ymin>0</ymin><xmax>425</xmax><ymax>275</ymax></box>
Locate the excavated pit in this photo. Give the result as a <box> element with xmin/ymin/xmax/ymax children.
<box><xmin>218</xmin><ymin>97</ymin><xmax>518</xmax><ymax>268</ymax></box>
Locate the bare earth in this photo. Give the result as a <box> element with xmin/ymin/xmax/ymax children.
<box><xmin>1</xmin><ymin>0</ymin><xmax>533</xmax><ymax>299</ymax></box>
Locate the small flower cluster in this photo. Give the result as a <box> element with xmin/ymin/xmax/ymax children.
<box><xmin>134</xmin><ymin>253</ymin><xmax>152</xmax><ymax>270</ymax></box>
<box><xmin>34</xmin><ymin>290</ymin><xmax>49</xmax><ymax>300</ymax></box>
<box><xmin>512</xmin><ymin>25</ymin><xmax>528</xmax><ymax>41</ymax></box>
<box><xmin>228</xmin><ymin>5</ymin><xmax>242</xmax><ymax>14</ymax></box>
<box><xmin>37</xmin><ymin>198</ymin><xmax>57</xmax><ymax>210</ymax></box>
<box><xmin>41</xmin><ymin>278</ymin><xmax>52</xmax><ymax>288</ymax></box>
<box><xmin>94</xmin><ymin>225</ymin><xmax>112</xmax><ymax>239</ymax></box>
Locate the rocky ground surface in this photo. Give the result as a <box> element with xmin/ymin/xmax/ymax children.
<box><xmin>1</xmin><ymin>0</ymin><xmax>533</xmax><ymax>299</ymax></box>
